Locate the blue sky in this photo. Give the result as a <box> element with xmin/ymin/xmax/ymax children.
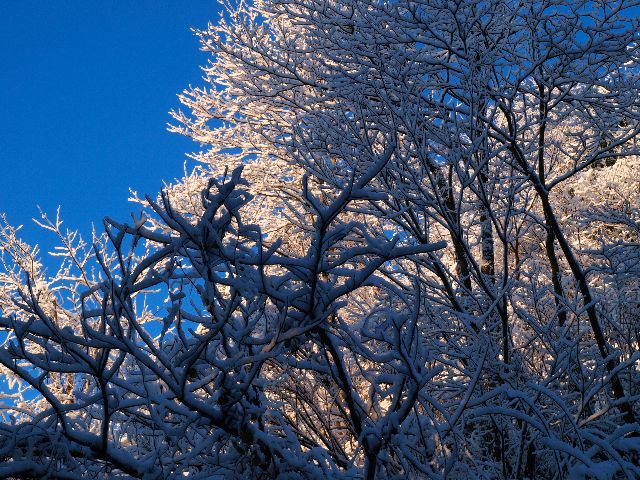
<box><xmin>0</xmin><ymin>1</ymin><xmax>218</xmax><ymax>252</ymax></box>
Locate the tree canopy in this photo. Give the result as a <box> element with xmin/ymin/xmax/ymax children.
<box><xmin>1</xmin><ymin>1</ymin><xmax>640</xmax><ymax>478</ymax></box>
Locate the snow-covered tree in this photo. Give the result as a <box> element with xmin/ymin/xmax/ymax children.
<box><xmin>1</xmin><ymin>1</ymin><xmax>640</xmax><ymax>478</ymax></box>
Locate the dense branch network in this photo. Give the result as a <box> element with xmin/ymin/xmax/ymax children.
<box><xmin>1</xmin><ymin>0</ymin><xmax>640</xmax><ymax>478</ymax></box>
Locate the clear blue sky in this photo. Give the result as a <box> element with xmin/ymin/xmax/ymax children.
<box><xmin>0</xmin><ymin>1</ymin><xmax>218</xmax><ymax>251</ymax></box>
